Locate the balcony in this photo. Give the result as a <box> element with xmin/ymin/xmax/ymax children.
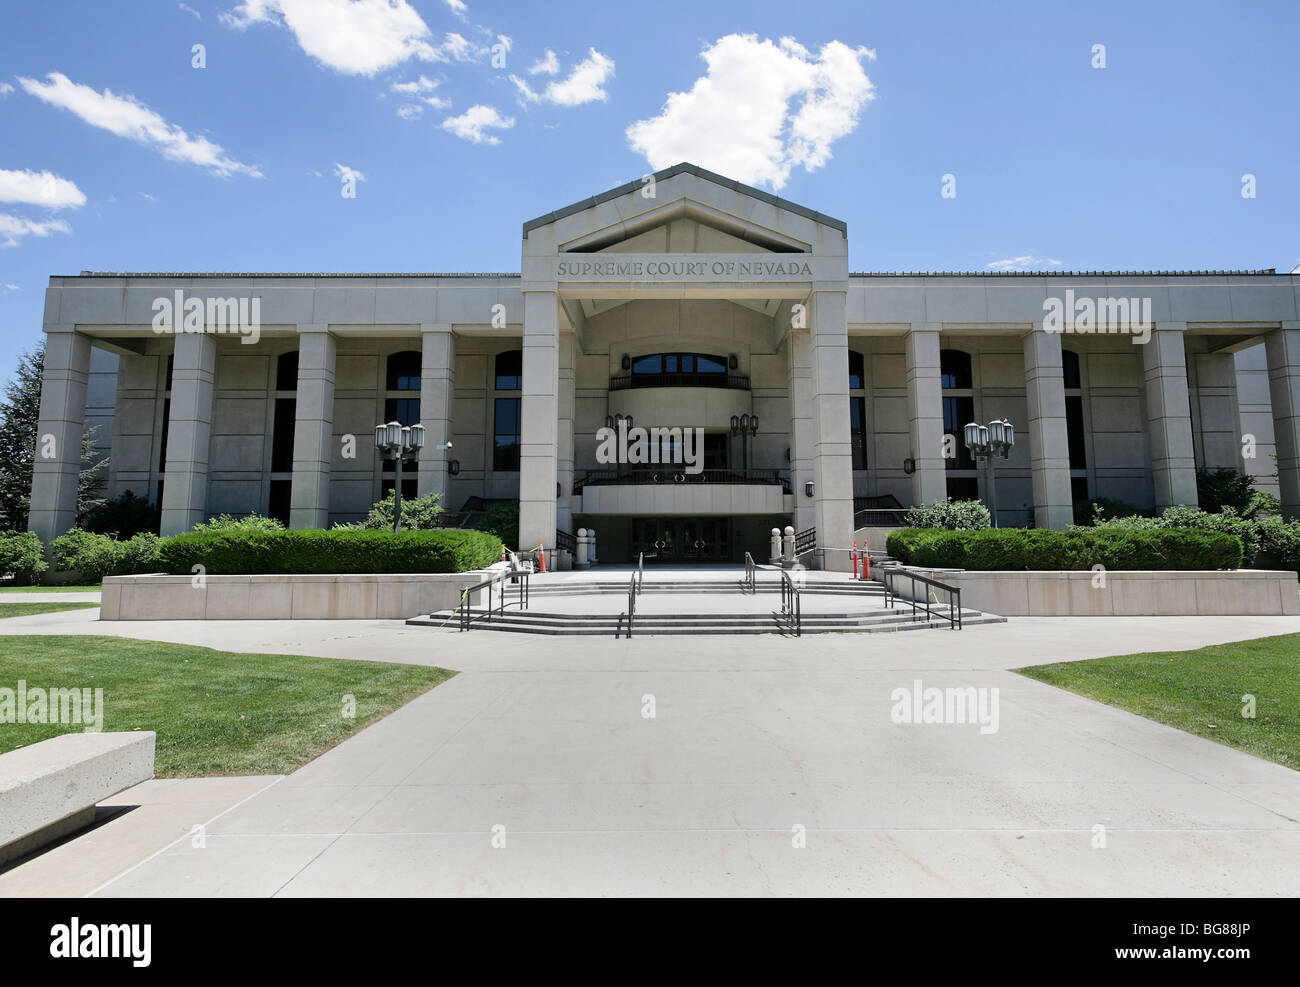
<box><xmin>575</xmin><ymin>468</ymin><xmax>790</xmax><ymax>494</ymax></box>
<box><xmin>609</xmin><ymin>372</ymin><xmax>750</xmax><ymax>390</ymax></box>
<box><xmin>574</xmin><ymin>468</ymin><xmax>793</xmax><ymax>517</ymax></box>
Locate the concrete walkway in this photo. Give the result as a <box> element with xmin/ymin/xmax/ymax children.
<box><xmin>1</xmin><ymin>607</ymin><xmax>1299</xmax><ymax>895</ymax></box>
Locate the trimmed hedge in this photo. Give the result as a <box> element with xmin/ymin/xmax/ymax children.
<box><xmin>50</xmin><ymin>528</ymin><xmax>162</xmax><ymax>581</ymax></box>
<box><xmin>0</xmin><ymin>531</ymin><xmax>48</xmax><ymax>584</ymax></box>
<box><xmin>885</xmin><ymin>527</ymin><xmax>1242</xmax><ymax>571</ymax></box>
<box><xmin>156</xmin><ymin>527</ymin><xmax>502</xmax><ymax>575</ymax></box>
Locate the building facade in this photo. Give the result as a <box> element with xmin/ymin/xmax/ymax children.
<box><xmin>28</xmin><ymin>164</ymin><xmax>1300</xmax><ymax>569</ymax></box>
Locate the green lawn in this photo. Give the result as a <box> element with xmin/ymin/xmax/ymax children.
<box><xmin>0</xmin><ymin>635</ymin><xmax>452</xmax><ymax>776</ymax></box>
<box><xmin>0</xmin><ymin>584</ymin><xmax>101</xmax><ymax>593</ymax></box>
<box><xmin>0</xmin><ymin>602</ymin><xmax>100</xmax><ymax>619</ymax></box>
<box><xmin>1016</xmin><ymin>632</ymin><xmax>1300</xmax><ymax>770</ymax></box>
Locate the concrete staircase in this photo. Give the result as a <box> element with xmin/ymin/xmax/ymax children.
<box><xmin>524</xmin><ymin>577</ymin><xmax>889</xmax><ymax>599</ymax></box>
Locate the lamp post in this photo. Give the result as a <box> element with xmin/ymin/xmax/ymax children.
<box><xmin>730</xmin><ymin>413</ymin><xmax>759</xmax><ymax>473</ymax></box>
<box><xmin>373</xmin><ymin>421</ymin><xmax>427</xmax><ymax>532</ymax></box>
<box><xmin>962</xmin><ymin>419</ymin><xmax>1014</xmax><ymax>527</ymax></box>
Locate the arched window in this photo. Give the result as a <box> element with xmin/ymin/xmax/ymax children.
<box><xmin>276</xmin><ymin>350</ymin><xmax>299</xmax><ymax>391</ymax></box>
<box><xmin>495</xmin><ymin>349</ymin><xmax>523</xmax><ymax>390</ymax></box>
<box><xmin>385</xmin><ymin>350</ymin><xmax>421</xmax><ymax>391</ymax></box>
<box><xmin>940</xmin><ymin>349</ymin><xmax>972</xmax><ymax>390</ymax></box>
<box><xmin>1062</xmin><ymin>349</ymin><xmax>1081</xmax><ymax>390</ymax></box>
<box><xmin>848</xmin><ymin>350</ymin><xmax>864</xmax><ymax>390</ymax></box>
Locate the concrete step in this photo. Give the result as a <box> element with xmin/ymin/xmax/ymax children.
<box><xmin>526</xmin><ymin>582</ymin><xmax>886</xmax><ymax>596</ymax></box>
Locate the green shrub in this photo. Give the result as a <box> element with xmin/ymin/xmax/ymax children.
<box><xmin>0</xmin><ymin>531</ymin><xmax>48</xmax><ymax>584</ymax></box>
<box><xmin>886</xmin><ymin>526</ymin><xmax>1242</xmax><ymax>571</ymax></box>
<box><xmin>1256</xmin><ymin>515</ymin><xmax>1300</xmax><ymax>574</ymax></box>
<box><xmin>904</xmin><ymin>498</ymin><xmax>991</xmax><ymax>530</ymax></box>
<box><xmin>1075</xmin><ymin>497</ymin><xmax>1156</xmax><ymax>526</ymax></box>
<box><xmin>156</xmin><ymin>527</ymin><xmax>500</xmax><ymax>575</ymax></box>
<box><xmin>342</xmin><ymin>491</ymin><xmax>444</xmax><ymax>531</ymax></box>
<box><xmin>191</xmin><ymin>513</ymin><xmax>284</xmax><ymax>533</ymax></box>
<box><xmin>476</xmin><ymin>500</ymin><xmax>518</xmax><ymax>550</ymax></box>
<box><xmin>81</xmin><ymin>491</ymin><xmax>159</xmax><ymax>538</ymax></box>
<box><xmin>1195</xmin><ymin>467</ymin><xmax>1257</xmax><ymax>514</ymax></box>
<box><xmin>1093</xmin><ymin>506</ymin><xmax>1260</xmax><ymax>564</ymax></box>
<box><xmin>50</xmin><ymin>528</ymin><xmax>161</xmax><ymax>581</ymax></box>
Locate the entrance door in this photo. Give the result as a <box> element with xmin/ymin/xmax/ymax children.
<box><xmin>632</xmin><ymin>518</ymin><xmax>730</xmax><ymax>563</ymax></box>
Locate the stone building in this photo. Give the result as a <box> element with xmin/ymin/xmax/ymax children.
<box><xmin>28</xmin><ymin>164</ymin><xmax>1300</xmax><ymax>568</ymax></box>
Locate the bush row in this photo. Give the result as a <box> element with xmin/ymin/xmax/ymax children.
<box><xmin>885</xmin><ymin>527</ymin><xmax>1243</xmax><ymax>571</ymax></box>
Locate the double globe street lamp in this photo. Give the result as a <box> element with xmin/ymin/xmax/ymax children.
<box><xmin>373</xmin><ymin>421</ymin><xmax>435</xmax><ymax>533</ymax></box>
<box><xmin>730</xmin><ymin>413</ymin><xmax>759</xmax><ymax>472</ymax></box>
<box><xmin>962</xmin><ymin>419</ymin><xmax>1015</xmax><ymax>527</ymax></box>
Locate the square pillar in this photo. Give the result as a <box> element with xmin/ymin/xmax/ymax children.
<box><xmin>418</xmin><ymin>325</ymin><xmax>455</xmax><ymax>505</ymax></box>
<box><xmin>556</xmin><ymin>331</ymin><xmax>576</xmax><ymax>535</ymax></box>
<box><xmin>518</xmin><ymin>290</ymin><xmax>558</xmax><ymax>553</ymax></box>
<box><xmin>28</xmin><ymin>327</ymin><xmax>92</xmax><ymax>544</ymax></box>
<box><xmin>1143</xmin><ymin>325</ymin><xmax>1198</xmax><ymax>508</ymax></box>
<box><xmin>906</xmin><ymin>326</ymin><xmax>947</xmax><ymax>507</ymax></box>
<box><xmin>1265</xmin><ymin>325</ymin><xmax>1300</xmax><ymax>519</ymax></box>
<box><xmin>290</xmin><ymin>327</ymin><xmax>336</xmax><ymax>529</ymax></box>
<box><xmin>1188</xmin><ymin>346</ymin><xmax>1242</xmax><ymax>470</ymax></box>
<box><xmin>785</xmin><ymin>324</ymin><xmax>817</xmax><ymax>533</ymax></box>
<box><xmin>160</xmin><ymin>332</ymin><xmax>217</xmax><ymax>535</ymax></box>
<box><xmin>810</xmin><ymin>290</ymin><xmax>854</xmax><ymax>570</ymax></box>
<box><xmin>1023</xmin><ymin>328</ymin><xmax>1074</xmax><ymax>528</ymax></box>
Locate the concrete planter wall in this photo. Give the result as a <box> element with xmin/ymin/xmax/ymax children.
<box><xmin>100</xmin><ymin>570</ymin><xmax>499</xmax><ymax>620</ymax></box>
<box><xmin>889</xmin><ymin>567</ymin><xmax>1300</xmax><ymax>617</ymax></box>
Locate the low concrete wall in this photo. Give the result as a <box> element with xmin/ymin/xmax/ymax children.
<box><xmin>101</xmin><ymin>570</ymin><xmax>499</xmax><ymax>620</ymax></box>
<box><xmin>886</xmin><ymin>567</ymin><xmax>1300</xmax><ymax>616</ymax></box>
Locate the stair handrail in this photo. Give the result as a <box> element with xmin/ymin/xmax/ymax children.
<box><xmin>627</xmin><ymin>569</ymin><xmax>638</xmax><ymax>638</ymax></box>
<box><xmin>881</xmin><ymin>568</ymin><xmax>962</xmax><ymax>630</ymax></box>
<box><xmin>778</xmin><ymin>568</ymin><xmax>802</xmax><ymax>637</ymax></box>
<box><xmin>457</xmin><ymin>566</ymin><xmax>529</xmax><ymax>631</ymax></box>
<box><xmin>743</xmin><ymin>551</ymin><xmax>756</xmax><ymax>594</ymax></box>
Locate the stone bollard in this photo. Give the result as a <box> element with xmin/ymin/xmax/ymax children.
<box><xmin>576</xmin><ymin>528</ymin><xmax>589</xmax><ymax>567</ymax></box>
<box><xmin>782</xmin><ymin>525</ymin><xmax>795</xmax><ymax>566</ymax></box>
<box><xmin>588</xmin><ymin>529</ymin><xmax>597</xmax><ymax>565</ymax></box>
<box><xmin>770</xmin><ymin>527</ymin><xmax>782</xmax><ymax>563</ymax></box>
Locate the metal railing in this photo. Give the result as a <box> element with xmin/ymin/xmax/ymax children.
<box><xmin>609</xmin><ymin>372</ymin><xmax>750</xmax><ymax>391</ymax></box>
<box><xmin>573</xmin><ymin>468</ymin><xmax>791</xmax><ymax>494</ymax></box>
<box><xmin>743</xmin><ymin>551</ymin><xmax>756</xmax><ymax>593</ymax></box>
<box><xmin>881</xmin><ymin>568</ymin><xmax>963</xmax><ymax>630</ymax></box>
<box><xmin>555</xmin><ymin>529</ymin><xmax>576</xmax><ymax>553</ymax></box>
<box><xmin>779</xmin><ymin>568</ymin><xmax>802</xmax><ymax>637</ymax></box>
<box><xmin>854</xmin><ymin>508</ymin><xmax>909</xmax><ymax>527</ymax></box>
<box><xmin>794</xmin><ymin>526</ymin><xmax>817</xmax><ymax>557</ymax></box>
<box><xmin>458</xmin><ymin>567</ymin><xmax>530</xmax><ymax>631</ymax></box>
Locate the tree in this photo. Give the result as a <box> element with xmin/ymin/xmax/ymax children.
<box><xmin>0</xmin><ymin>341</ymin><xmax>112</xmax><ymax>532</ymax></box>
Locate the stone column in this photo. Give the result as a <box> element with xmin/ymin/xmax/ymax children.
<box><xmin>1265</xmin><ymin>324</ymin><xmax>1300</xmax><ymax>519</ymax></box>
<box><xmin>785</xmin><ymin>324</ymin><xmax>817</xmax><ymax>532</ymax></box>
<box><xmin>809</xmin><ymin>289</ymin><xmax>855</xmax><ymax>570</ymax></box>
<box><xmin>556</xmin><ymin>331</ymin><xmax>576</xmax><ymax>535</ymax></box>
<box><xmin>289</xmin><ymin>327</ymin><xmax>336</xmax><ymax>529</ymax></box>
<box><xmin>159</xmin><ymin>332</ymin><xmax>217</xmax><ymax>535</ymax></box>
<box><xmin>1023</xmin><ymin>328</ymin><xmax>1074</xmax><ymax>529</ymax></box>
<box><xmin>1142</xmin><ymin>325</ymin><xmax>1198</xmax><ymax>508</ymax></box>
<box><xmin>418</xmin><ymin>325</ymin><xmax>455</xmax><ymax>505</ymax></box>
<box><xmin>1188</xmin><ymin>346</ymin><xmax>1242</xmax><ymax>470</ymax></box>
<box><xmin>28</xmin><ymin>326</ymin><xmax>91</xmax><ymax>544</ymax></box>
<box><xmin>518</xmin><ymin>290</ymin><xmax>558</xmax><ymax>553</ymax></box>
<box><xmin>905</xmin><ymin>325</ymin><xmax>947</xmax><ymax>507</ymax></box>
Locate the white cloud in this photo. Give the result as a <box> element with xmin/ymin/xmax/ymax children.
<box><xmin>140</xmin><ymin>191</ymin><xmax>158</xmax><ymax>202</ymax></box>
<box><xmin>529</xmin><ymin>49</ymin><xmax>560</xmax><ymax>75</ymax></box>
<box><xmin>0</xmin><ymin>213</ymin><xmax>72</xmax><ymax>248</ymax></box>
<box><xmin>391</xmin><ymin>74</ymin><xmax>450</xmax><ymax>110</ymax></box>
<box><xmin>626</xmin><ymin>34</ymin><xmax>875</xmax><ymax>191</ymax></box>
<box><xmin>3</xmin><ymin>283</ymin><xmax>22</xmax><ymax>292</ymax></box>
<box><xmin>18</xmin><ymin>72</ymin><xmax>262</xmax><ymax>178</ymax></box>
<box><xmin>178</xmin><ymin>2</ymin><xmax>201</xmax><ymax>18</ymax></box>
<box><xmin>396</xmin><ymin>103</ymin><xmax>423</xmax><ymax>120</ymax></box>
<box><xmin>511</xmin><ymin>48</ymin><xmax>613</xmax><ymax>107</ymax></box>
<box><xmin>444</xmin><ymin>0</ymin><xmax>467</xmax><ymax>19</ymax></box>
<box><xmin>0</xmin><ymin>168</ymin><xmax>86</xmax><ymax>210</ymax></box>
<box><xmin>985</xmin><ymin>252</ymin><xmax>1063</xmax><ymax>272</ymax></box>
<box><xmin>222</xmin><ymin>0</ymin><xmax>439</xmax><ymax>75</ymax></box>
<box><xmin>334</xmin><ymin>162</ymin><xmax>366</xmax><ymax>183</ymax></box>
<box><xmin>441</xmin><ymin>104</ymin><xmax>513</xmax><ymax>144</ymax></box>
<box><xmin>0</xmin><ymin>83</ymin><xmax>14</xmax><ymax>96</ymax></box>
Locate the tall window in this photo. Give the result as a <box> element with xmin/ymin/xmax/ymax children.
<box><xmin>494</xmin><ymin>398</ymin><xmax>521</xmax><ymax>471</ymax></box>
<box><xmin>941</xmin><ymin>349</ymin><xmax>975</xmax><ymax>472</ymax></box>
<box><xmin>495</xmin><ymin>349</ymin><xmax>523</xmax><ymax>390</ymax></box>
<box><xmin>276</xmin><ymin>351</ymin><xmax>299</xmax><ymax>391</ymax></box>
<box><xmin>1063</xmin><ymin>349</ymin><xmax>1087</xmax><ymax>473</ymax></box>
<box><xmin>850</xmin><ymin>396</ymin><xmax>868</xmax><ymax>470</ymax></box>
<box><xmin>386</xmin><ymin>350</ymin><xmax>421</xmax><ymax>391</ymax></box>
<box><xmin>940</xmin><ymin>349</ymin><xmax>972</xmax><ymax>389</ymax></box>
<box><xmin>848</xmin><ymin>350</ymin><xmax>864</xmax><ymax>390</ymax></box>
<box><xmin>271</xmin><ymin>398</ymin><xmax>296</xmax><ymax>473</ymax></box>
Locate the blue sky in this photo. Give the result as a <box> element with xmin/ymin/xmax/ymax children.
<box><xmin>1</xmin><ymin>0</ymin><xmax>1297</xmax><ymax>375</ymax></box>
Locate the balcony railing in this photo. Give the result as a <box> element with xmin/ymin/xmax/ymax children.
<box><xmin>609</xmin><ymin>373</ymin><xmax>750</xmax><ymax>390</ymax></box>
<box><xmin>574</xmin><ymin>468</ymin><xmax>791</xmax><ymax>495</ymax></box>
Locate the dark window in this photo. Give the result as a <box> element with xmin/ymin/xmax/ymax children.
<box><xmin>1071</xmin><ymin>475</ymin><xmax>1090</xmax><ymax>506</ymax></box>
<box><xmin>1065</xmin><ymin>395</ymin><xmax>1087</xmax><ymax>470</ymax></box>
<box><xmin>696</xmin><ymin>354</ymin><xmax>726</xmax><ymax>374</ymax></box>
<box><xmin>268</xmin><ymin>479</ymin><xmax>292</xmax><ymax>527</ymax></box>
<box><xmin>632</xmin><ymin>354</ymin><xmax>661</xmax><ymax>375</ymax></box>
<box><xmin>943</xmin><ymin>395</ymin><xmax>975</xmax><ymax>469</ymax></box>
<box><xmin>946</xmin><ymin>476</ymin><xmax>979</xmax><ymax>500</ymax></box>
<box><xmin>165</xmin><ymin>355</ymin><xmax>174</xmax><ymax>392</ymax></box>
<box><xmin>271</xmin><ymin>398</ymin><xmax>296</xmax><ymax>473</ymax></box>
<box><xmin>850</xmin><ymin>396</ymin><xmax>868</xmax><ymax>470</ymax></box>
<box><xmin>276</xmin><ymin>351</ymin><xmax>299</xmax><ymax>391</ymax></box>
<box><xmin>158</xmin><ymin>398</ymin><xmax>171</xmax><ymax>473</ymax></box>
<box><xmin>386</xmin><ymin>350</ymin><xmax>421</xmax><ymax>391</ymax></box>
<box><xmin>156</xmin><ymin>480</ymin><xmax>164</xmax><ymax>509</ymax></box>
<box><xmin>381</xmin><ymin>478</ymin><xmax>418</xmax><ymax>501</ymax></box>
<box><xmin>940</xmin><ymin>349</ymin><xmax>972</xmax><ymax>390</ymax></box>
<box><xmin>494</xmin><ymin>397</ymin><xmax>521</xmax><ymax>471</ymax></box>
<box><xmin>382</xmin><ymin>398</ymin><xmax>420</xmax><ymax>471</ymax></box>
<box><xmin>704</xmin><ymin>432</ymin><xmax>728</xmax><ymax>470</ymax></box>
<box><xmin>631</xmin><ymin>353</ymin><xmax>727</xmax><ymax>376</ymax></box>
<box><xmin>1062</xmin><ymin>349</ymin><xmax>1081</xmax><ymax>390</ymax></box>
<box><xmin>495</xmin><ymin>349</ymin><xmax>523</xmax><ymax>390</ymax></box>
<box><xmin>849</xmin><ymin>350</ymin><xmax>864</xmax><ymax>390</ymax></box>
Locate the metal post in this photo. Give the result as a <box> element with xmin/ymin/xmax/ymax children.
<box><xmin>985</xmin><ymin>454</ymin><xmax>998</xmax><ymax>528</ymax></box>
<box><xmin>393</xmin><ymin>451</ymin><xmax>403</xmax><ymax>533</ymax></box>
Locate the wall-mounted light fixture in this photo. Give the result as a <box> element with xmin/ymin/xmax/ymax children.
<box><xmin>447</xmin><ymin>459</ymin><xmax>460</xmax><ymax>476</ymax></box>
<box><xmin>804</xmin><ymin>480</ymin><xmax>815</xmax><ymax>498</ymax></box>
<box><xmin>903</xmin><ymin>458</ymin><xmax>916</xmax><ymax>475</ymax></box>
<box><xmin>621</xmin><ymin>353</ymin><xmax>630</xmax><ymax>371</ymax></box>
<box><xmin>728</xmin><ymin>353</ymin><xmax>738</xmax><ymax>370</ymax></box>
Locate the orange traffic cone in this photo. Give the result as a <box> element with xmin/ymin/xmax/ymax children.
<box><xmin>538</xmin><ymin>542</ymin><xmax>547</xmax><ymax>573</ymax></box>
<box><xmin>852</xmin><ymin>539</ymin><xmax>858</xmax><ymax>578</ymax></box>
